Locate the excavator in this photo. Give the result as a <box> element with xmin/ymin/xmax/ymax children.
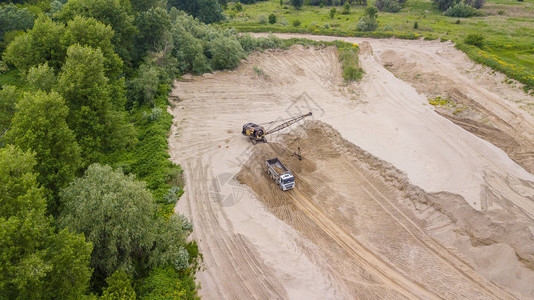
<box><xmin>242</xmin><ymin>112</ymin><xmax>312</xmax><ymax>144</ymax></box>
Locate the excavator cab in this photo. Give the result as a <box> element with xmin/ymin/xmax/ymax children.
<box><xmin>242</xmin><ymin>123</ymin><xmax>266</xmax><ymax>144</ymax></box>
<box><xmin>242</xmin><ymin>112</ymin><xmax>312</xmax><ymax>145</ymax></box>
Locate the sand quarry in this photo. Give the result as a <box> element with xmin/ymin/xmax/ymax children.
<box><xmin>168</xmin><ymin>34</ymin><xmax>534</xmax><ymax>299</ymax></box>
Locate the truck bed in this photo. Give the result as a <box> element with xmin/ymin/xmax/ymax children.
<box><xmin>266</xmin><ymin>158</ymin><xmax>289</xmax><ymax>174</ymax></box>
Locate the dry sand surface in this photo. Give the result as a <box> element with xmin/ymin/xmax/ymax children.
<box><xmin>168</xmin><ymin>35</ymin><xmax>534</xmax><ymax>299</ymax></box>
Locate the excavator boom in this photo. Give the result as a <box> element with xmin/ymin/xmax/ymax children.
<box><xmin>265</xmin><ymin>112</ymin><xmax>312</xmax><ymax>136</ymax></box>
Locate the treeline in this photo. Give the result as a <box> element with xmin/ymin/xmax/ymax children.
<box><xmin>0</xmin><ymin>0</ymin><xmax>281</xmax><ymax>298</ymax></box>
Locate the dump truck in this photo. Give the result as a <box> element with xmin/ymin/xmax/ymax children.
<box><xmin>266</xmin><ymin>158</ymin><xmax>295</xmax><ymax>191</ymax></box>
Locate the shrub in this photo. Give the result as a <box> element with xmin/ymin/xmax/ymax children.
<box><xmin>339</xmin><ymin>47</ymin><xmax>364</xmax><ymax>82</ymax></box>
<box><xmin>279</xmin><ymin>17</ymin><xmax>289</xmax><ymax>25</ymax></box>
<box><xmin>357</xmin><ymin>16</ymin><xmax>378</xmax><ymax>31</ymax></box>
<box><xmin>269</xmin><ymin>13</ymin><xmax>277</xmax><ymax>24</ymax></box>
<box><xmin>209</xmin><ymin>37</ymin><xmax>246</xmax><ymax>70</ymax></box>
<box><xmin>444</xmin><ymin>3</ymin><xmax>482</xmax><ymax>17</ymax></box>
<box><xmin>330</xmin><ymin>7</ymin><xmax>336</xmax><ymax>19</ymax></box>
<box><xmin>375</xmin><ymin>0</ymin><xmax>402</xmax><ymax>12</ymax></box>
<box><xmin>365</xmin><ymin>5</ymin><xmax>379</xmax><ymax>18</ymax></box>
<box><xmin>324</xmin><ymin>23</ymin><xmax>330</xmax><ymax>29</ymax></box>
<box><xmin>292</xmin><ymin>19</ymin><xmax>302</xmax><ymax>26</ymax></box>
<box><xmin>257</xmin><ymin>14</ymin><xmax>268</xmax><ymax>24</ymax></box>
<box><xmin>414</xmin><ymin>21</ymin><xmax>418</xmax><ymax>28</ymax></box>
<box><xmin>234</xmin><ymin>2</ymin><xmax>243</xmax><ymax>11</ymax></box>
<box><xmin>342</xmin><ymin>2</ymin><xmax>351</xmax><ymax>14</ymax></box>
<box><xmin>382</xmin><ymin>25</ymin><xmax>393</xmax><ymax>31</ymax></box>
<box><xmin>464</xmin><ymin>33</ymin><xmax>484</xmax><ymax>47</ymax></box>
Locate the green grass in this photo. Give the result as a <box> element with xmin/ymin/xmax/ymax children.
<box><xmin>277</xmin><ymin>37</ymin><xmax>363</xmax><ymax>81</ymax></box>
<box><xmin>221</xmin><ymin>0</ymin><xmax>534</xmax><ymax>90</ymax></box>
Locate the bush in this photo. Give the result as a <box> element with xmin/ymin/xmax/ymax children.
<box><xmin>375</xmin><ymin>0</ymin><xmax>402</xmax><ymax>12</ymax></box>
<box><xmin>464</xmin><ymin>33</ymin><xmax>484</xmax><ymax>47</ymax></box>
<box><xmin>414</xmin><ymin>21</ymin><xmax>418</xmax><ymax>29</ymax></box>
<box><xmin>330</xmin><ymin>7</ymin><xmax>336</xmax><ymax>19</ymax></box>
<box><xmin>268</xmin><ymin>13</ymin><xmax>277</xmax><ymax>24</ymax></box>
<box><xmin>339</xmin><ymin>47</ymin><xmax>364</xmax><ymax>82</ymax></box>
<box><xmin>357</xmin><ymin>16</ymin><xmax>378</xmax><ymax>31</ymax></box>
<box><xmin>292</xmin><ymin>19</ymin><xmax>302</xmax><ymax>26</ymax></box>
<box><xmin>444</xmin><ymin>3</ymin><xmax>483</xmax><ymax>17</ymax></box>
<box><xmin>234</xmin><ymin>2</ymin><xmax>243</xmax><ymax>11</ymax></box>
<box><xmin>342</xmin><ymin>2</ymin><xmax>351</xmax><ymax>14</ymax></box>
<box><xmin>257</xmin><ymin>14</ymin><xmax>268</xmax><ymax>24</ymax></box>
<box><xmin>209</xmin><ymin>37</ymin><xmax>246</xmax><ymax>70</ymax></box>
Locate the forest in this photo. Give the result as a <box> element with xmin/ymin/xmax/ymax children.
<box><xmin>0</xmin><ymin>0</ymin><xmax>282</xmax><ymax>298</ymax></box>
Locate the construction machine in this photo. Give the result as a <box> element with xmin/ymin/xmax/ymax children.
<box><xmin>266</xmin><ymin>158</ymin><xmax>295</xmax><ymax>190</ymax></box>
<box><xmin>242</xmin><ymin>112</ymin><xmax>312</xmax><ymax>144</ymax></box>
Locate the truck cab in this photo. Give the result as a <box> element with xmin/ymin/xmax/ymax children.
<box><xmin>279</xmin><ymin>173</ymin><xmax>295</xmax><ymax>191</ymax></box>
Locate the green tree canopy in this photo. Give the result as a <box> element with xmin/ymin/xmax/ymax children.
<box><xmin>0</xmin><ymin>146</ymin><xmax>92</xmax><ymax>299</ymax></box>
<box><xmin>59</xmin><ymin>164</ymin><xmax>191</xmax><ymax>291</ymax></box>
<box><xmin>3</xmin><ymin>14</ymin><xmax>66</xmax><ymax>72</ymax></box>
<box><xmin>0</xmin><ymin>85</ymin><xmax>22</xmax><ymax>140</ymax></box>
<box><xmin>5</xmin><ymin>90</ymin><xmax>81</xmax><ymax>216</ymax></box>
<box><xmin>26</xmin><ymin>63</ymin><xmax>56</xmax><ymax>92</ymax></box>
<box><xmin>167</xmin><ymin>0</ymin><xmax>224</xmax><ymax>24</ymax></box>
<box><xmin>136</xmin><ymin>6</ymin><xmax>171</xmax><ymax>55</ymax></box>
<box><xmin>59</xmin><ymin>0</ymin><xmax>137</xmax><ymax>67</ymax></box>
<box><xmin>101</xmin><ymin>270</ymin><xmax>136</xmax><ymax>300</ymax></box>
<box><xmin>62</xmin><ymin>16</ymin><xmax>124</xmax><ymax>80</ymax></box>
<box><xmin>0</xmin><ymin>4</ymin><xmax>34</xmax><ymax>45</ymax></box>
<box><xmin>57</xmin><ymin>44</ymin><xmax>134</xmax><ymax>164</ymax></box>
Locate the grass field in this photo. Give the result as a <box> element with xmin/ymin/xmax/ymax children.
<box><xmin>221</xmin><ymin>0</ymin><xmax>534</xmax><ymax>90</ymax></box>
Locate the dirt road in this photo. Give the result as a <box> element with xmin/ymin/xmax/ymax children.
<box><xmin>168</xmin><ymin>37</ymin><xmax>534</xmax><ymax>299</ymax></box>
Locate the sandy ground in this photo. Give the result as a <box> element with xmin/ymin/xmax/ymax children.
<box><xmin>168</xmin><ymin>35</ymin><xmax>534</xmax><ymax>299</ymax></box>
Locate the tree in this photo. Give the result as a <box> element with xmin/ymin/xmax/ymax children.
<box><xmin>59</xmin><ymin>164</ymin><xmax>190</xmax><ymax>291</ymax></box>
<box><xmin>59</xmin><ymin>0</ymin><xmax>137</xmax><ymax>67</ymax></box>
<box><xmin>57</xmin><ymin>44</ymin><xmax>134</xmax><ymax>164</ymax></box>
<box><xmin>365</xmin><ymin>5</ymin><xmax>379</xmax><ymax>18</ymax></box>
<box><xmin>268</xmin><ymin>13</ymin><xmax>277</xmax><ymax>24</ymax></box>
<box><xmin>130</xmin><ymin>0</ymin><xmax>165</xmax><ymax>12</ymax></box>
<box><xmin>357</xmin><ymin>6</ymin><xmax>378</xmax><ymax>31</ymax></box>
<box><xmin>62</xmin><ymin>16</ymin><xmax>124</xmax><ymax>81</ymax></box>
<box><xmin>209</xmin><ymin>37</ymin><xmax>246</xmax><ymax>70</ymax></box>
<box><xmin>3</xmin><ymin>15</ymin><xmax>66</xmax><ymax>72</ymax></box>
<box><xmin>26</xmin><ymin>63</ymin><xmax>56</xmax><ymax>92</ymax></box>
<box><xmin>0</xmin><ymin>146</ymin><xmax>92</xmax><ymax>299</ymax></box>
<box><xmin>129</xmin><ymin>63</ymin><xmax>161</xmax><ymax>105</ymax></box>
<box><xmin>5</xmin><ymin>91</ymin><xmax>81</xmax><ymax>216</ymax></box>
<box><xmin>136</xmin><ymin>7</ymin><xmax>171</xmax><ymax>55</ymax></box>
<box><xmin>101</xmin><ymin>270</ymin><xmax>136</xmax><ymax>300</ymax></box>
<box><xmin>167</xmin><ymin>0</ymin><xmax>224</xmax><ymax>24</ymax></box>
<box><xmin>0</xmin><ymin>4</ymin><xmax>34</xmax><ymax>47</ymax></box>
<box><xmin>291</xmin><ymin>0</ymin><xmax>304</xmax><ymax>9</ymax></box>
<box><xmin>0</xmin><ymin>85</ymin><xmax>22</xmax><ymax>140</ymax></box>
